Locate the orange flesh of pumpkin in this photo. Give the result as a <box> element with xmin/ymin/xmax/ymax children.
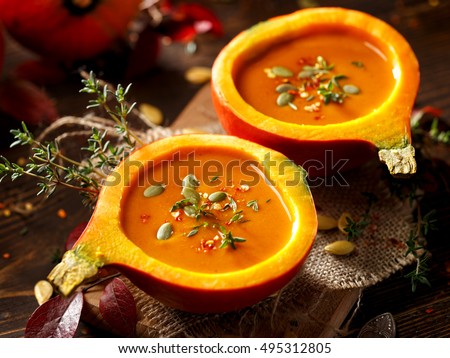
<box><xmin>235</xmin><ymin>27</ymin><xmax>395</xmax><ymax>125</ymax></box>
<box><xmin>120</xmin><ymin>147</ymin><xmax>292</xmax><ymax>274</ymax></box>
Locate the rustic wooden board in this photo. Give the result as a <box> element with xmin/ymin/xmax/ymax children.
<box><xmin>81</xmin><ymin>83</ymin><xmax>361</xmax><ymax>337</ymax></box>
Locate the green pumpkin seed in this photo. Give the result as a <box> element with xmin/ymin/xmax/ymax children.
<box><xmin>298</xmin><ymin>69</ymin><xmax>316</xmax><ymax>78</ymax></box>
<box><xmin>208</xmin><ymin>191</ymin><xmax>228</xmax><ymax>203</ymax></box>
<box><xmin>182</xmin><ymin>174</ymin><xmax>200</xmax><ymax>188</ymax></box>
<box><xmin>272</xmin><ymin>66</ymin><xmax>293</xmax><ymax>77</ymax></box>
<box><xmin>277</xmin><ymin>92</ymin><xmax>294</xmax><ymax>107</ymax></box>
<box><xmin>182</xmin><ymin>186</ymin><xmax>200</xmax><ymax>205</ymax></box>
<box><xmin>343</xmin><ymin>84</ymin><xmax>360</xmax><ymax>94</ymax></box>
<box><xmin>288</xmin><ymin>102</ymin><xmax>298</xmax><ymax>110</ymax></box>
<box><xmin>143</xmin><ymin>184</ymin><xmax>165</xmax><ymax>198</ymax></box>
<box><xmin>275</xmin><ymin>83</ymin><xmax>298</xmax><ymax>93</ymax></box>
<box><xmin>157</xmin><ymin>222</ymin><xmax>173</xmax><ymax>240</ymax></box>
<box><xmin>183</xmin><ymin>205</ymin><xmax>199</xmax><ymax>218</ymax></box>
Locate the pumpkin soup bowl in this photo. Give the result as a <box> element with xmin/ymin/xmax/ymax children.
<box><xmin>211</xmin><ymin>7</ymin><xmax>420</xmax><ymax>178</ymax></box>
<box><xmin>48</xmin><ymin>134</ymin><xmax>317</xmax><ymax>313</ymax></box>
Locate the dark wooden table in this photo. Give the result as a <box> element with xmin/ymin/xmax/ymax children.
<box><xmin>1</xmin><ymin>0</ymin><xmax>449</xmax><ymax>338</ymax></box>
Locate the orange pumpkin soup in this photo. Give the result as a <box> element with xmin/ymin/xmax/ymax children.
<box><xmin>235</xmin><ymin>27</ymin><xmax>395</xmax><ymax>125</ymax></box>
<box><xmin>120</xmin><ymin>147</ymin><xmax>292</xmax><ymax>274</ymax></box>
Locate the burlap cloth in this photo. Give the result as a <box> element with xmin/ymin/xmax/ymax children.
<box><xmin>39</xmin><ymin>116</ymin><xmax>415</xmax><ymax>337</ymax></box>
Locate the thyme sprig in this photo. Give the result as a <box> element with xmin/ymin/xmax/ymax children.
<box><xmin>218</xmin><ymin>226</ymin><xmax>246</xmax><ymax>250</ymax></box>
<box><xmin>0</xmin><ymin>122</ymin><xmax>102</xmax><ymax>205</ymax></box>
<box><xmin>0</xmin><ymin>72</ymin><xmax>142</xmax><ymax>208</ymax></box>
<box><xmin>343</xmin><ymin>192</ymin><xmax>378</xmax><ymax>241</ymax></box>
<box><xmin>80</xmin><ymin>71</ymin><xmax>145</xmax><ymax>148</ymax></box>
<box><xmin>387</xmin><ymin>107</ymin><xmax>448</xmax><ymax>291</ymax></box>
<box><xmin>404</xmin><ymin>210</ymin><xmax>436</xmax><ymax>292</ymax></box>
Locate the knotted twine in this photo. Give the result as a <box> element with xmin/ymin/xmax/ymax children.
<box><xmin>38</xmin><ymin>115</ymin><xmax>415</xmax><ymax>337</ymax></box>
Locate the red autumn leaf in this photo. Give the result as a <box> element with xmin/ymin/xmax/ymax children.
<box><xmin>124</xmin><ymin>26</ymin><xmax>161</xmax><ymax>80</ymax></box>
<box><xmin>158</xmin><ymin>2</ymin><xmax>223</xmax><ymax>43</ymax></box>
<box><xmin>0</xmin><ymin>24</ymin><xmax>4</xmax><ymax>73</ymax></box>
<box><xmin>99</xmin><ymin>277</ymin><xmax>137</xmax><ymax>337</ymax></box>
<box><xmin>177</xmin><ymin>3</ymin><xmax>223</xmax><ymax>37</ymax></box>
<box><xmin>0</xmin><ymin>78</ymin><xmax>58</xmax><ymax>126</ymax></box>
<box><xmin>65</xmin><ymin>221</ymin><xmax>89</xmax><ymax>251</ymax></box>
<box><xmin>12</xmin><ymin>59</ymin><xmax>68</xmax><ymax>86</ymax></box>
<box><xmin>25</xmin><ymin>291</ymin><xmax>84</xmax><ymax>338</ymax></box>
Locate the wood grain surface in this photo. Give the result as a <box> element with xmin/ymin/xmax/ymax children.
<box><xmin>1</xmin><ymin>0</ymin><xmax>450</xmax><ymax>338</ymax></box>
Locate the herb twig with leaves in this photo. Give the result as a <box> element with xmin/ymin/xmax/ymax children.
<box><xmin>0</xmin><ymin>72</ymin><xmax>143</xmax><ymax>208</ymax></box>
<box><xmin>80</xmin><ymin>71</ymin><xmax>145</xmax><ymax>148</ymax></box>
<box><xmin>343</xmin><ymin>192</ymin><xmax>378</xmax><ymax>241</ymax></box>
<box><xmin>387</xmin><ymin>107</ymin><xmax>448</xmax><ymax>291</ymax></box>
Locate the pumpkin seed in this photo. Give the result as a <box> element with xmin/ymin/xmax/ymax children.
<box><xmin>324</xmin><ymin>240</ymin><xmax>355</xmax><ymax>255</ymax></box>
<box><xmin>139</xmin><ymin>103</ymin><xmax>164</xmax><ymax>126</ymax></box>
<box><xmin>317</xmin><ymin>214</ymin><xmax>338</xmax><ymax>230</ymax></box>
<box><xmin>338</xmin><ymin>212</ymin><xmax>353</xmax><ymax>235</ymax></box>
<box><xmin>288</xmin><ymin>102</ymin><xmax>298</xmax><ymax>110</ymax></box>
<box><xmin>277</xmin><ymin>92</ymin><xmax>294</xmax><ymax>107</ymax></box>
<box><xmin>298</xmin><ymin>69</ymin><xmax>316</xmax><ymax>78</ymax></box>
<box><xmin>275</xmin><ymin>83</ymin><xmax>298</xmax><ymax>93</ymax></box>
<box><xmin>272</xmin><ymin>66</ymin><xmax>294</xmax><ymax>77</ymax></box>
<box><xmin>343</xmin><ymin>84</ymin><xmax>360</xmax><ymax>94</ymax></box>
<box><xmin>182</xmin><ymin>186</ymin><xmax>200</xmax><ymax>205</ymax></box>
<box><xmin>157</xmin><ymin>222</ymin><xmax>173</xmax><ymax>240</ymax></box>
<box><xmin>182</xmin><ymin>174</ymin><xmax>200</xmax><ymax>188</ymax></box>
<box><xmin>34</xmin><ymin>280</ymin><xmax>53</xmax><ymax>305</ymax></box>
<box><xmin>208</xmin><ymin>191</ymin><xmax>228</xmax><ymax>203</ymax></box>
<box><xmin>143</xmin><ymin>184</ymin><xmax>165</xmax><ymax>198</ymax></box>
<box><xmin>183</xmin><ymin>205</ymin><xmax>198</xmax><ymax>218</ymax></box>
<box><xmin>185</xmin><ymin>66</ymin><xmax>212</xmax><ymax>84</ymax></box>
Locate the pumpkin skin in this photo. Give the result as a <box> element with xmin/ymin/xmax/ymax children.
<box><xmin>211</xmin><ymin>8</ymin><xmax>420</xmax><ymax>177</ymax></box>
<box><xmin>48</xmin><ymin>134</ymin><xmax>317</xmax><ymax>313</ymax></box>
<box><xmin>0</xmin><ymin>0</ymin><xmax>142</xmax><ymax>62</ymax></box>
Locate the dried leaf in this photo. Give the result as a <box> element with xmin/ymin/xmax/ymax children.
<box><xmin>99</xmin><ymin>278</ymin><xmax>137</xmax><ymax>337</ymax></box>
<box><xmin>125</xmin><ymin>26</ymin><xmax>160</xmax><ymax>80</ymax></box>
<box><xmin>25</xmin><ymin>291</ymin><xmax>83</xmax><ymax>338</ymax></box>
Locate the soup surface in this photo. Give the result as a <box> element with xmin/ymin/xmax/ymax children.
<box><xmin>235</xmin><ymin>28</ymin><xmax>395</xmax><ymax>125</ymax></box>
<box><xmin>120</xmin><ymin>147</ymin><xmax>293</xmax><ymax>274</ymax></box>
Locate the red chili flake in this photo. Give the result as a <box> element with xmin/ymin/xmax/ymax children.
<box><xmin>368</xmin><ymin>224</ymin><xmax>378</xmax><ymax>233</ymax></box>
<box><xmin>425</xmin><ymin>308</ymin><xmax>434</xmax><ymax>314</ymax></box>
<box><xmin>175</xmin><ymin>216</ymin><xmax>183</xmax><ymax>222</ymax></box>
<box><xmin>140</xmin><ymin>214</ymin><xmax>150</xmax><ymax>224</ymax></box>
<box><xmin>57</xmin><ymin>209</ymin><xmax>67</xmax><ymax>219</ymax></box>
<box><xmin>421</xmin><ymin>105</ymin><xmax>443</xmax><ymax>118</ymax></box>
<box><xmin>0</xmin><ymin>202</ymin><xmax>5</xmax><ymax>210</ymax></box>
<box><xmin>287</xmin><ymin>90</ymin><xmax>298</xmax><ymax>95</ymax></box>
<box><xmin>2</xmin><ymin>252</ymin><xmax>11</xmax><ymax>260</ymax></box>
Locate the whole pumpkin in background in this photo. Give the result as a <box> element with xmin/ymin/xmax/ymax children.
<box><xmin>0</xmin><ymin>0</ymin><xmax>142</xmax><ymax>62</ymax></box>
